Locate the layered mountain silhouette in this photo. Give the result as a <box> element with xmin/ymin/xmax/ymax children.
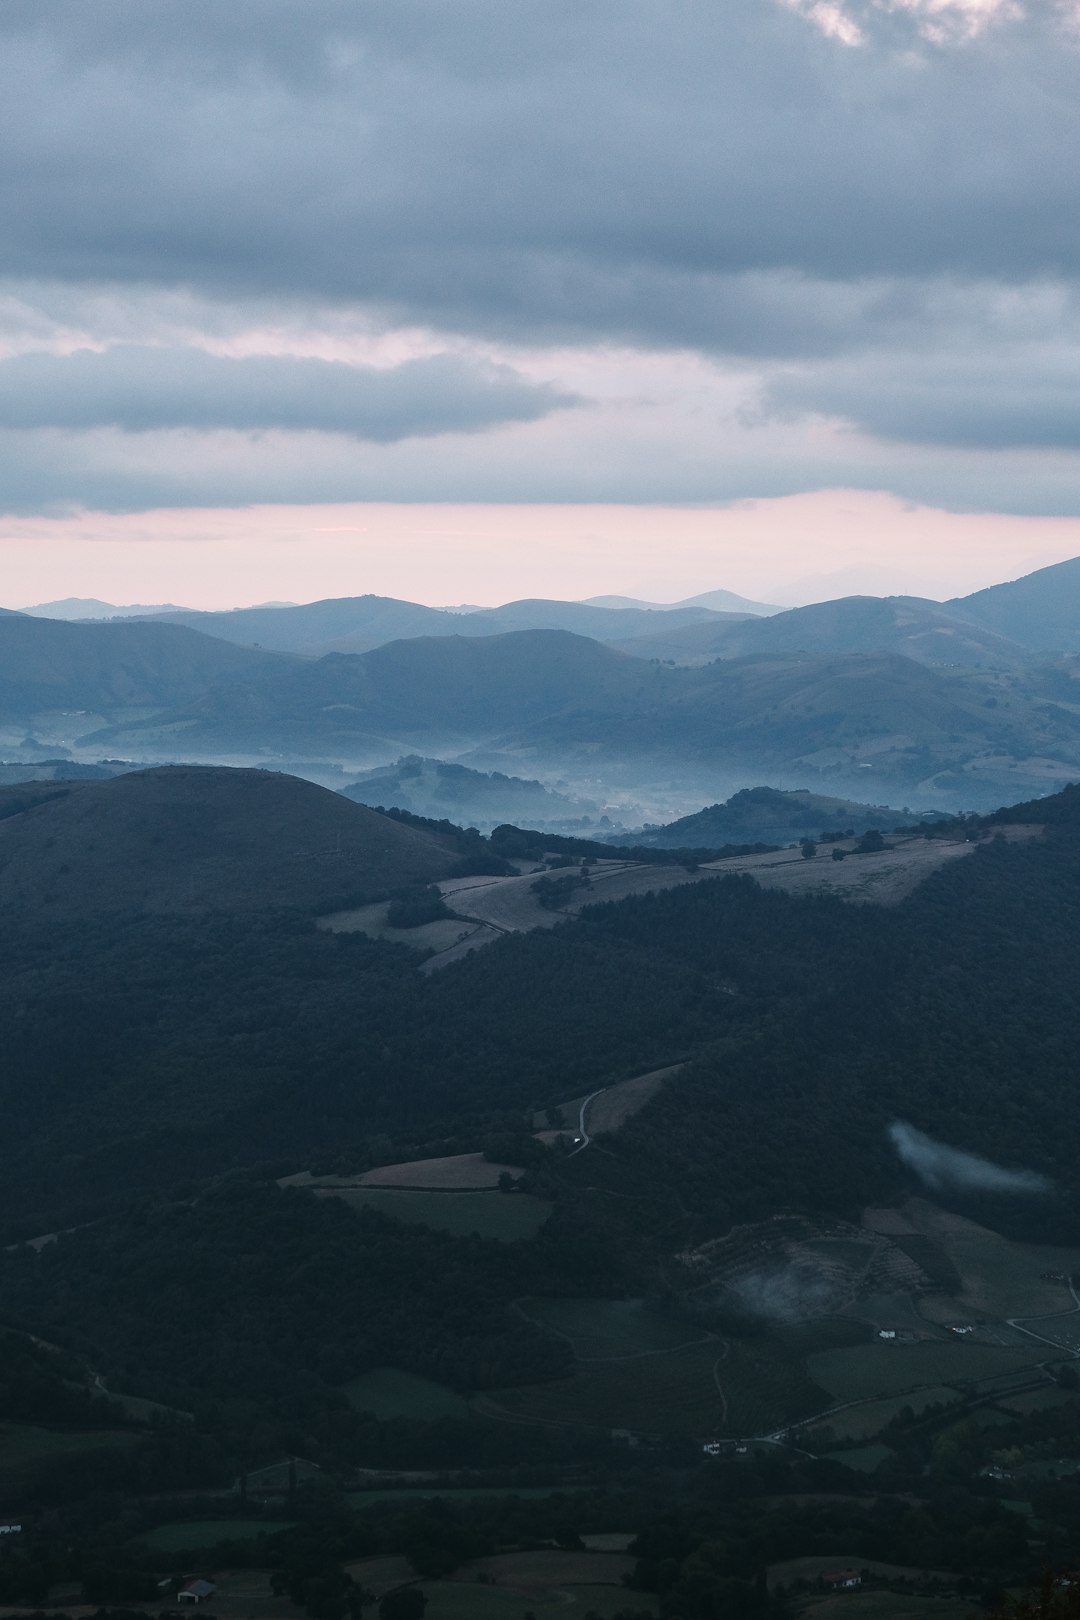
<box><xmin>4</xmin><ymin>558</ymin><xmax>1080</xmax><ymax>810</ymax></box>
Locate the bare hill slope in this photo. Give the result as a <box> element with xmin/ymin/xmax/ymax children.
<box><xmin>0</xmin><ymin>765</ymin><xmax>457</xmax><ymax>916</ymax></box>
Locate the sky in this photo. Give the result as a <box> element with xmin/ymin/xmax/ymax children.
<box><xmin>4</xmin><ymin>0</ymin><xmax>1080</xmax><ymax>609</ymax></box>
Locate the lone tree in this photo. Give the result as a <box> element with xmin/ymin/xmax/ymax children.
<box><xmin>799</xmin><ymin>838</ymin><xmax>817</xmax><ymax>860</ymax></box>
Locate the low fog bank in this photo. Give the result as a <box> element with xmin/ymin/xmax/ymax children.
<box><xmin>889</xmin><ymin>1121</ymin><xmax>1052</xmax><ymax>1197</ymax></box>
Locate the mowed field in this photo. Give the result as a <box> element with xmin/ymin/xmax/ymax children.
<box><xmin>283</xmin><ymin>1152</ymin><xmax>522</xmax><ymax>1190</ymax></box>
<box><xmin>344</xmin><ymin>1367</ymin><xmax>472</xmax><ymax>1421</ymax></box>
<box><xmin>804</xmin><ymin>1386</ymin><xmax>960</xmax><ymax>1442</ymax></box>
<box><xmin>903</xmin><ymin>1199</ymin><xmax>1080</xmax><ymax>1320</ymax></box>
<box><xmin>312</xmin><ymin>1186</ymin><xmax>552</xmax><ymax>1242</ymax></box>
<box><xmin>519</xmin><ymin>1296</ymin><xmax>709</xmax><ymax>1358</ymax></box>
<box><xmin>806</xmin><ymin>1341</ymin><xmax>1041</xmax><ymax>1403</ymax></box>
<box><xmin>0</xmin><ymin>1422</ymin><xmax>141</xmax><ymax>1485</ymax></box>
<box><xmin>801</xmin><ymin>1593</ymin><xmax>972</xmax><ymax>1620</ymax></box>
<box><xmin>136</xmin><ymin>1519</ymin><xmax>296</xmax><ymax>1552</ymax></box>
<box><xmin>358</xmin><ymin>1153</ymin><xmax>519</xmax><ymax>1189</ymax></box>
<box><xmin>494</xmin><ymin>1295</ymin><xmax>829</xmax><ymax>1436</ymax></box>
<box><xmin>347</xmin><ymin>1550</ymin><xmax>650</xmax><ymax>1620</ymax></box>
<box><xmin>320</xmin><ymin>833</ymin><xmax>1006</xmax><ymax>974</ymax></box>
<box><xmin>768</xmin><ymin>1557</ymin><xmax>952</xmax><ymax>1590</ymax></box>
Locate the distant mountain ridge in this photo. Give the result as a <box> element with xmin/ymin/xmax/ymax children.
<box><xmin>0</xmin><ymin>612</ymin><xmax>282</xmax><ymax>716</ymax></box>
<box><xmin>22</xmin><ymin>598</ymin><xmax>191</xmax><ymax>620</ymax></box>
<box><xmin>115</xmin><ymin>593</ymin><xmax>755</xmax><ymax>657</ymax></box>
<box><xmin>79</xmin><ymin>626</ymin><xmax>1080</xmax><ymax>809</ymax></box>
<box><xmin>581</xmin><ymin>588</ymin><xmax>781</xmax><ymax>615</ymax></box>
<box><xmin>619</xmin><ymin>594</ymin><xmax>1032</xmax><ymax>669</ymax></box>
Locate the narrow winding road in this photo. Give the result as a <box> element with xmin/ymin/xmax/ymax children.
<box><xmin>567</xmin><ymin>1088</ymin><xmax>607</xmax><ymax>1156</ymax></box>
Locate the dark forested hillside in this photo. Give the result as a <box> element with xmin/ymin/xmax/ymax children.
<box><xmin>1</xmin><ymin>774</ymin><xmax>1079</xmax><ymax>1584</ymax></box>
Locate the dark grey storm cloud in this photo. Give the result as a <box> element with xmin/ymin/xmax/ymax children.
<box><xmin>0</xmin><ymin>347</ymin><xmax>574</xmax><ymax>440</ymax></box>
<box><xmin>0</xmin><ymin>1</ymin><xmax>1077</xmax><ymax>355</ymax></box>
<box><xmin>3</xmin><ymin>1</ymin><xmax>1080</xmax><ymax>511</ymax></box>
<box><xmin>760</xmin><ymin>347</ymin><xmax>1080</xmax><ymax>450</ymax></box>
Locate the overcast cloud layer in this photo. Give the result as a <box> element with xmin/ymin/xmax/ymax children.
<box><xmin>3</xmin><ymin>0</ymin><xmax>1080</xmax><ymax>516</ymax></box>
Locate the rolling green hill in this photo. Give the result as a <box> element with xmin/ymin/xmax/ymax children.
<box><xmin>0</xmin><ymin>764</ymin><xmax>458</xmax><ymax>916</ymax></box>
<box><xmin>618</xmin><ymin>785</ymin><xmax>925</xmax><ymax>848</ymax></box>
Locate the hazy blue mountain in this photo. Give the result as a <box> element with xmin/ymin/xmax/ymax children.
<box><xmin>582</xmin><ymin>588</ymin><xmax>780</xmax><ymax>615</ymax></box>
<box><xmin>22</xmin><ymin>598</ymin><xmax>190</xmax><ymax>619</ymax></box>
<box><xmin>621</xmin><ymin>594</ymin><xmax>1031</xmax><ymax>669</ymax></box>
<box><xmin>950</xmin><ymin>555</ymin><xmax>1080</xmax><ymax>652</ymax></box>
<box><xmin>87</xmin><ymin>629</ymin><xmax>657</xmax><ymax>759</ymax></box>
<box><xmin>139</xmin><ymin>592</ymin><xmax>736</xmax><ymax>657</ymax></box>
<box><xmin>81</xmin><ymin>624</ymin><xmax>1080</xmax><ymax>809</ymax></box>
<box><xmin>0</xmin><ymin>612</ymin><xmax>282</xmax><ymax>718</ymax></box>
<box><xmin>147</xmin><ymin>594</ymin><xmax>457</xmax><ymax>655</ymax></box>
<box><xmin>460</xmin><ymin>597</ymin><xmax>724</xmax><ymax>643</ymax></box>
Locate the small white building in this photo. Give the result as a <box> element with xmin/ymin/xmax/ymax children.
<box><xmin>178</xmin><ymin>1580</ymin><xmax>218</xmax><ymax>1605</ymax></box>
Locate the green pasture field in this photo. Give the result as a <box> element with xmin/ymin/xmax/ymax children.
<box><xmin>720</xmin><ymin>1340</ymin><xmax>829</xmax><ymax>1435</ymax></box>
<box><xmin>344</xmin><ymin>1367</ymin><xmax>472</xmax><ymax>1421</ymax></box>
<box><xmin>769</xmin><ymin>1557</ymin><xmax>951</xmax><ymax>1590</ymax></box>
<box><xmin>488</xmin><ymin>1334</ymin><xmax>823</xmax><ymax>1436</ymax></box>
<box><xmin>1000</xmin><ymin>1384</ymin><xmax>1080</xmax><ymax>1414</ymax></box>
<box><xmin>0</xmin><ymin>1422</ymin><xmax>141</xmax><ymax>1474</ymax></box>
<box><xmin>347</xmin><ymin>1486</ymin><xmax>586</xmax><ymax>1508</ymax></box>
<box><xmin>806</xmin><ymin>1341</ymin><xmax>1039</xmax><ymax>1403</ymax></box>
<box><xmin>467</xmin><ymin>1550</ymin><xmax>636</xmax><ymax>1586</ymax></box>
<box><xmin>418</xmin><ymin>1580</ymin><xmax>653</xmax><ymax>1619</ymax></box>
<box><xmin>316</xmin><ymin>1186</ymin><xmax>552</xmax><ymax>1241</ymax></box>
<box><xmin>771</xmin><ymin>1318</ymin><xmax>872</xmax><ymax>1358</ymax></box>
<box><xmin>1012</xmin><ymin>1313</ymin><xmax>1080</xmax><ymax>1353</ymax></box>
<box><xmin>137</xmin><ymin>1519</ymin><xmax>295</xmax><ymax>1551</ymax></box>
<box><xmin>486</xmin><ymin>1340</ymin><xmax>727</xmax><ymax>1433</ymax></box>
<box><xmin>803</xmin><ymin>1386</ymin><xmax>959</xmax><ymax>1442</ymax></box>
<box><xmin>905</xmin><ymin>1203</ymin><xmax>1080</xmax><ymax>1321</ymax></box>
<box><xmin>803</xmin><ymin>1593</ymin><xmax>975</xmax><ymax>1620</ymax></box>
<box><xmin>518</xmin><ymin>1296</ymin><xmax>708</xmax><ymax>1357</ymax></box>
<box><xmin>823</xmin><ymin>1442</ymin><xmax>894</xmax><ymax>1472</ymax></box>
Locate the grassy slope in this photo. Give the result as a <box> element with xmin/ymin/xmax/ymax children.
<box><xmin>0</xmin><ymin>765</ymin><xmax>457</xmax><ymax>915</ymax></box>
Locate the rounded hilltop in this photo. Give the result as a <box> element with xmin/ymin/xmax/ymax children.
<box><xmin>0</xmin><ymin>763</ymin><xmax>458</xmax><ymax>917</ymax></box>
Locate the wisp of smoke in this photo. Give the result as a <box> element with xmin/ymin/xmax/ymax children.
<box><xmin>889</xmin><ymin>1120</ymin><xmax>1051</xmax><ymax>1196</ymax></box>
<box><xmin>730</xmin><ymin>1263</ymin><xmax>844</xmax><ymax>1324</ymax></box>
